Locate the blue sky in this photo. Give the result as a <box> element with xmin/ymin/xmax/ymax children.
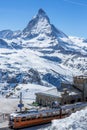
<box><xmin>0</xmin><ymin>0</ymin><xmax>87</xmax><ymax>38</ymax></box>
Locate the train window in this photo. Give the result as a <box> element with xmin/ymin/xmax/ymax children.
<box><xmin>31</xmin><ymin>116</ymin><xmax>36</xmax><ymax>120</ymax></box>
<box><xmin>27</xmin><ymin>117</ymin><xmax>31</xmax><ymax>121</ymax></box>
<box><xmin>16</xmin><ymin>118</ymin><xmax>19</xmax><ymax>122</ymax></box>
<box><xmin>78</xmin><ymin>98</ymin><xmax>81</xmax><ymax>102</ymax></box>
<box><xmin>36</xmin><ymin>115</ymin><xmax>39</xmax><ymax>118</ymax></box>
<box><xmin>47</xmin><ymin>113</ymin><xmax>52</xmax><ymax>117</ymax></box>
<box><xmin>21</xmin><ymin>117</ymin><xmax>26</xmax><ymax>121</ymax></box>
<box><xmin>37</xmin><ymin>115</ymin><xmax>41</xmax><ymax>119</ymax></box>
<box><xmin>71</xmin><ymin>100</ymin><xmax>75</xmax><ymax>104</ymax></box>
<box><xmin>9</xmin><ymin>117</ymin><xmax>14</xmax><ymax>122</ymax></box>
<box><xmin>42</xmin><ymin>114</ymin><xmax>47</xmax><ymax>117</ymax></box>
<box><xmin>64</xmin><ymin>102</ymin><xmax>66</xmax><ymax>104</ymax></box>
<box><xmin>85</xmin><ymin>97</ymin><xmax>87</xmax><ymax>101</ymax></box>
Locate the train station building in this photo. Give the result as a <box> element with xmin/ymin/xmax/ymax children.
<box><xmin>36</xmin><ymin>76</ymin><xmax>87</xmax><ymax>107</ymax></box>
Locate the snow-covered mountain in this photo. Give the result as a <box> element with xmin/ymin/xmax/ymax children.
<box><xmin>0</xmin><ymin>30</ymin><xmax>21</xmax><ymax>39</ymax></box>
<box><xmin>0</xmin><ymin>8</ymin><xmax>87</xmax><ymax>89</ymax></box>
<box><xmin>0</xmin><ymin>39</ymin><xmax>12</xmax><ymax>48</ymax></box>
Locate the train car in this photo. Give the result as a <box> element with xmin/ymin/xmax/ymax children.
<box><xmin>8</xmin><ymin>108</ymin><xmax>68</xmax><ymax>129</ymax></box>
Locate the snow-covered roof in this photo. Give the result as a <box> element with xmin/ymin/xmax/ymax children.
<box><xmin>10</xmin><ymin>108</ymin><xmax>61</xmax><ymax>118</ymax></box>
<box><xmin>36</xmin><ymin>87</ymin><xmax>82</xmax><ymax>98</ymax></box>
<box><xmin>36</xmin><ymin>88</ymin><xmax>62</xmax><ymax>98</ymax></box>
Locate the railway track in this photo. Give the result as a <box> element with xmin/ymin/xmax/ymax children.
<box><xmin>0</xmin><ymin>123</ymin><xmax>51</xmax><ymax>130</ymax></box>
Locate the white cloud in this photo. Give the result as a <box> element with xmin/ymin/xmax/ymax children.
<box><xmin>64</xmin><ymin>0</ymin><xmax>87</xmax><ymax>7</ymax></box>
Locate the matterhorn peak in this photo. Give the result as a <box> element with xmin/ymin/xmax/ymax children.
<box><xmin>38</xmin><ymin>8</ymin><xmax>46</xmax><ymax>15</ymax></box>
<box><xmin>36</xmin><ymin>8</ymin><xmax>50</xmax><ymax>24</ymax></box>
<box><xmin>22</xmin><ymin>9</ymin><xmax>67</xmax><ymax>39</ymax></box>
<box><xmin>37</xmin><ymin>8</ymin><xmax>50</xmax><ymax>23</ymax></box>
<box><xmin>23</xmin><ymin>8</ymin><xmax>51</xmax><ymax>38</ymax></box>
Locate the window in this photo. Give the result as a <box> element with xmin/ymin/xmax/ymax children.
<box><xmin>64</xmin><ymin>102</ymin><xmax>66</xmax><ymax>104</ymax></box>
<box><xmin>9</xmin><ymin>117</ymin><xmax>14</xmax><ymax>122</ymax></box>
<box><xmin>27</xmin><ymin>117</ymin><xmax>31</xmax><ymax>120</ymax></box>
<box><xmin>31</xmin><ymin>116</ymin><xmax>36</xmax><ymax>120</ymax></box>
<box><xmin>21</xmin><ymin>117</ymin><xmax>26</xmax><ymax>121</ymax></box>
<box><xmin>78</xmin><ymin>98</ymin><xmax>81</xmax><ymax>102</ymax></box>
<box><xmin>71</xmin><ymin>100</ymin><xmax>75</xmax><ymax>104</ymax></box>
<box><xmin>16</xmin><ymin>118</ymin><xmax>19</xmax><ymax>122</ymax></box>
<box><xmin>85</xmin><ymin>97</ymin><xmax>87</xmax><ymax>101</ymax></box>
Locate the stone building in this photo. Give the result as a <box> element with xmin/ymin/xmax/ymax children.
<box><xmin>73</xmin><ymin>75</ymin><xmax>87</xmax><ymax>101</ymax></box>
<box><xmin>36</xmin><ymin>75</ymin><xmax>87</xmax><ymax>107</ymax></box>
<box><xmin>36</xmin><ymin>86</ymin><xmax>82</xmax><ymax>107</ymax></box>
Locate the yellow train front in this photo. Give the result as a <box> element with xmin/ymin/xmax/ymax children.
<box><xmin>8</xmin><ymin>109</ymin><xmax>68</xmax><ymax>129</ymax></box>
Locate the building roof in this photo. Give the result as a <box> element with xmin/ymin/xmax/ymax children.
<box><xmin>36</xmin><ymin>88</ymin><xmax>62</xmax><ymax>98</ymax></box>
<box><xmin>74</xmin><ymin>75</ymin><xmax>87</xmax><ymax>80</ymax></box>
<box><xmin>10</xmin><ymin>108</ymin><xmax>61</xmax><ymax>118</ymax></box>
<box><xmin>36</xmin><ymin>87</ymin><xmax>82</xmax><ymax>98</ymax></box>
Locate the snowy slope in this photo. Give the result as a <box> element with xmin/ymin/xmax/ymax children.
<box><xmin>0</xmin><ymin>47</ymin><xmax>73</xmax><ymax>88</ymax></box>
<box><xmin>0</xmin><ymin>39</ymin><xmax>12</xmax><ymax>48</ymax></box>
<box><xmin>0</xmin><ymin>30</ymin><xmax>21</xmax><ymax>39</ymax></box>
<box><xmin>43</xmin><ymin>108</ymin><xmax>87</xmax><ymax>130</ymax></box>
<box><xmin>0</xmin><ymin>83</ymin><xmax>50</xmax><ymax>113</ymax></box>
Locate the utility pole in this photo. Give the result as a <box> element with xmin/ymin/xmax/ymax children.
<box><xmin>20</xmin><ymin>92</ymin><xmax>22</xmax><ymax>112</ymax></box>
<box><xmin>18</xmin><ymin>92</ymin><xmax>24</xmax><ymax>112</ymax></box>
<box><xmin>60</xmin><ymin>106</ymin><xmax>62</xmax><ymax>118</ymax></box>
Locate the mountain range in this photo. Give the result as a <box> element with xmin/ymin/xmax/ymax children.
<box><xmin>0</xmin><ymin>9</ymin><xmax>87</xmax><ymax>89</ymax></box>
